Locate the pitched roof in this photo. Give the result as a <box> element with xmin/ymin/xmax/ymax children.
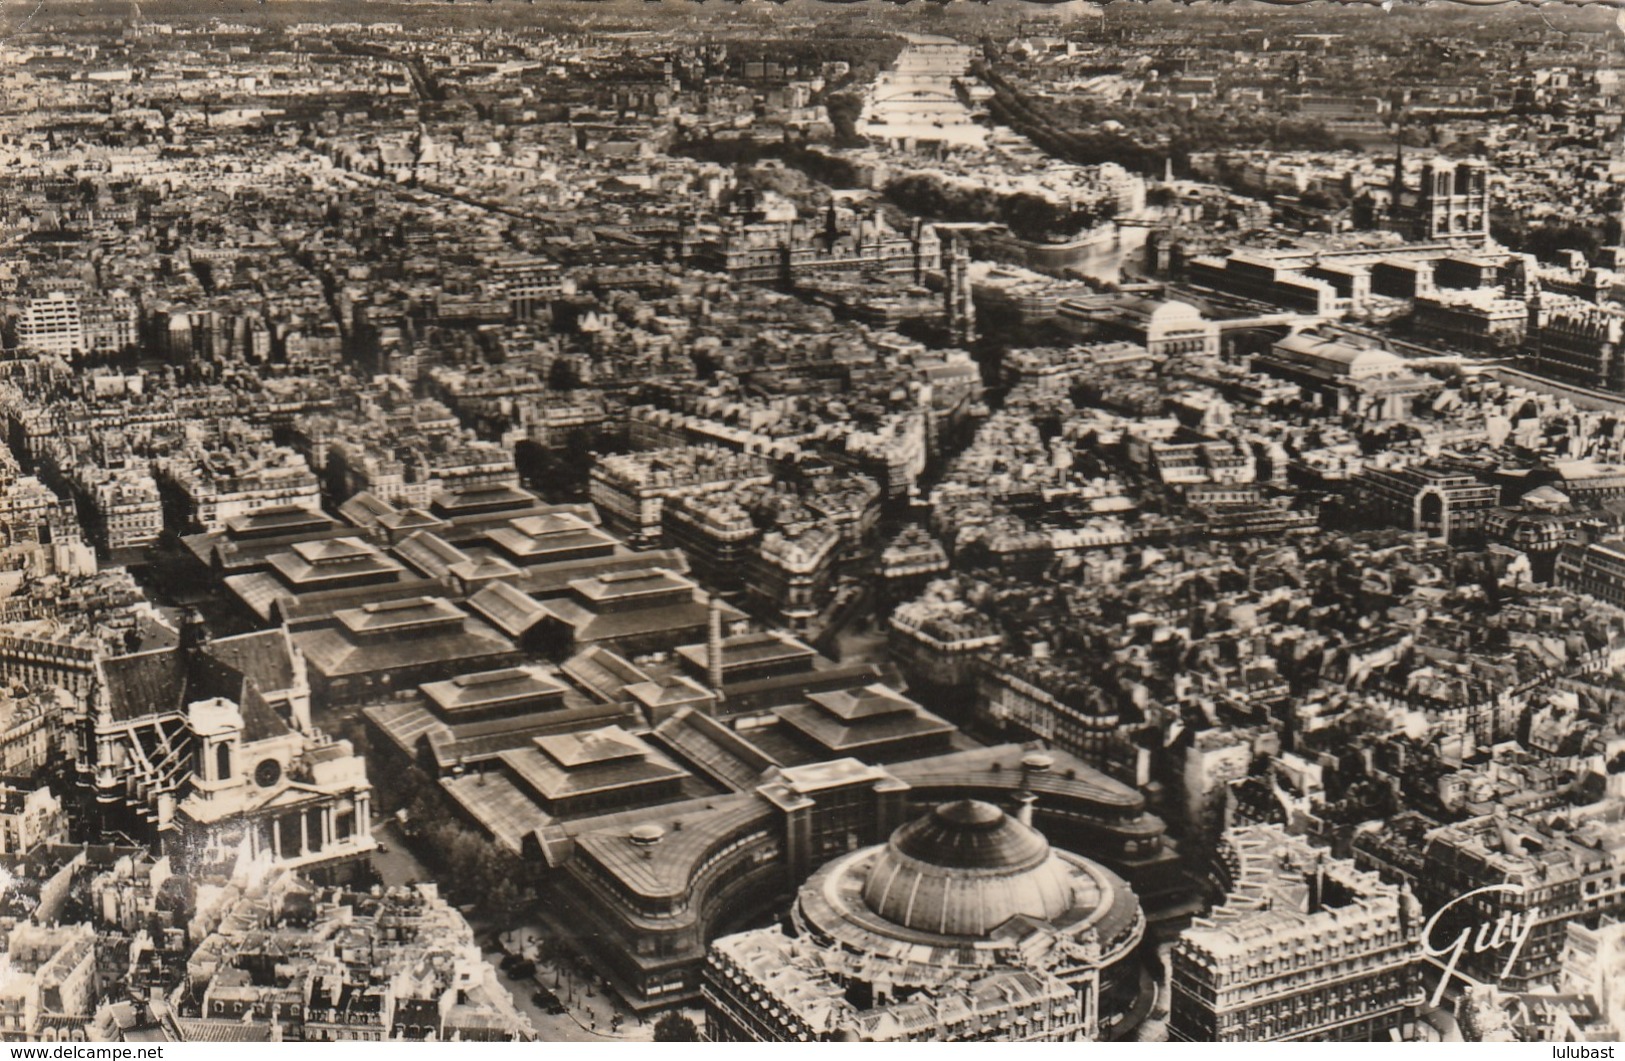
<box><xmin>774</xmin><ymin>699</ymin><xmax>955</xmax><ymax>753</ymax></box>
<box><xmin>291</xmin><ymin>537</ymin><xmax>379</xmax><ymax>563</ymax></box>
<box><xmin>466</xmin><ymin>581</ymin><xmax>548</xmax><ymax>637</ymax></box>
<box><xmin>337</xmin><ymin>491</ymin><xmax>398</xmax><ymax>529</ymax></box>
<box><xmin>558</xmin><ymin>646</ymin><xmax>651</xmax><ymax>702</ymax></box>
<box><xmin>334</xmin><ymin>596</ymin><xmax>468</xmax><ymax>636</ymax></box>
<box><xmin>541</xmin><ymin>597</ymin><xmax>723</xmax><ymax>646</ymax></box>
<box><xmin>100</xmin><ymin>648</ymin><xmax>188</xmax><ymax>722</ymax></box>
<box><xmin>420</xmin><ymin>666</ymin><xmax>566</xmax><ymax>716</ymax></box>
<box><xmin>674</xmin><ymin>630</ymin><xmax>817</xmax><ymax>675</ymax></box>
<box><xmin>176</xmin><ymin>1019</ymin><xmax>274</xmax><ymax>1043</ymax></box>
<box><xmin>362</xmin><ymin>700</ymin><xmax>445</xmax><ymax>759</ymax></box>
<box><xmin>511</xmin><ymin>548</ymin><xmax>691</xmax><ymax>599</ymax></box>
<box><xmin>294</xmin><ymin>618</ymin><xmax>515</xmax><ymax>679</ymax></box>
<box><xmin>504</xmin><ymin>731</ymin><xmax>687</xmax><ymax>804</ymax></box>
<box><xmin>265</xmin><ymin>539</ymin><xmax>406</xmax><ymax>590</ymax></box>
<box><xmin>377</xmin><ymin>508</ymin><xmax>448</xmax><ymax>534</ymax></box>
<box><xmin>534</xmin><ymin>725</ymin><xmax>646</xmax><ymax>768</ymax></box>
<box><xmin>439</xmin><ymin>772</ymin><xmax>554</xmax><ymax>854</ymax></box>
<box><xmin>625</xmin><ymin>674</ymin><xmax>713</xmax><ymax>708</ymax></box>
<box><xmin>805</xmin><ymin>683</ymin><xmax>917</xmax><ymax>721</ymax></box>
<box><xmin>393</xmin><ymin>531</ymin><xmax>473</xmax><ymax>579</ymax></box>
<box><xmin>239</xmin><ymin>682</ymin><xmax>291</xmax><ymax>743</ymax></box>
<box><xmin>223</xmin><ymin>505</ymin><xmax>336</xmax><ymax>538</ymax></box>
<box><xmin>510</xmin><ymin>513</ymin><xmax>598</xmax><ymax>538</ymax></box>
<box><xmin>431</xmin><ymin>483</ymin><xmax>539</xmax><ymax>515</ymax></box>
<box><xmin>649</xmin><ymin>707</ymin><xmax>776</xmax><ymax>791</ymax></box>
<box><xmin>448</xmin><ymin>555</ymin><xmax>523</xmax><ymax>585</ymax></box>
<box><xmin>227</xmin><ymin>572</ymin><xmax>433</xmax><ymax>627</ymax></box>
<box><xmin>205</xmin><ymin>629</ymin><xmax>296</xmax><ymax>695</ymax></box>
<box><xmin>426</xmin><ymin>708</ymin><xmax>635</xmax><ymax>771</ymax></box>
<box><xmin>568</xmin><ymin>568</ymin><xmax>694</xmax><ymax>604</ymax></box>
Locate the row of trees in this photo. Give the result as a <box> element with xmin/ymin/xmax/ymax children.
<box><xmin>977</xmin><ymin>62</ymin><xmax>1169</xmax><ymax>177</ymax></box>
<box><xmin>881</xmin><ymin>172</ymin><xmax>1113</xmax><ymax>244</ymax></box>
<box><xmin>1491</xmin><ymin>211</ymin><xmax>1619</xmax><ymax>265</ymax></box>
<box><xmin>983</xmin><ymin>59</ymin><xmax>1370</xmax><ymax>181</ymax></box>
<box><xmin>396</xmin><ymin>772</ymin><xmax>532</xmax><ymax>927</ymax></box>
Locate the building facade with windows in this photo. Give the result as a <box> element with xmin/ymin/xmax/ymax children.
<box><xmin>1350</xmin><ymin>462</ymin><xmax>1500</xmax><ymax>543</ymax></box>
<box><xmin>1169</xmin><ymin>824</ymin><xmax>1425</xmax><ymax>1042</ymax></box>
<box><xmin>704</xmin><ymin>798</ymin><xmax>1145</xmax><ymax>1042</ymax></box>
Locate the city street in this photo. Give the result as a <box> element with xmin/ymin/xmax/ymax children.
<box><xmin>480</xmin><ymin>952</ymin><xmax>608</xmax><ymax>1044</ymax></box>
<box><xmin>362</xmin><ymin>822</ymin><xmax>652</xmax><ymax>1046</ymax></box>
<box><xmin>369</xmin><ymin>818</ymin><xmax>432</xmax><ymax>888</ymax></box>
<box><xmin>485</xmin><ymin>928</ymin><xmax>667</xmax><ymax>1043</ymax></box>
<box><xmin>369</xmin><ymin>828</ymin><xmax>653</xmax><ymax>1043</ymax></box>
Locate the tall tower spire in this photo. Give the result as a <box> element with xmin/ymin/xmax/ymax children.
<box><xmin>706</xmin><ymin>593</ymin><xmax>726</xmax><ymax>707</ymax></box>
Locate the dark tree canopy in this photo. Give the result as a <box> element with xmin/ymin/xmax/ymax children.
<box><xmin>654</xmin><ymin>1013</ymin><xmax>701</xmax><ymax>1042</ymax></box>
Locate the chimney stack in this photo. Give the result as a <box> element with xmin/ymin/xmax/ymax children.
<box><xmin>706</xmin><ymin>593</ymin><xmax>725</xmax><ymax>701</ymax></box>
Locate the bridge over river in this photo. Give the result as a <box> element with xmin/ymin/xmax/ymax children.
<box><xmin>858</xmin><ymin>34</ymin><xmax>986</xmax><ymax>149</ymax></box>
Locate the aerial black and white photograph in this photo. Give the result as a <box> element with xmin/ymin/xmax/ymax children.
<box><xmin>0</xmin><ymin>0</ymin><xmax>1620</xmax><ymax>1044</ymax></box>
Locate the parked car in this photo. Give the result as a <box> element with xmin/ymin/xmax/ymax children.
<box><xmin>507</xmin><ymin>959</ymin><xmax>537</xmax><ymax>980</ymax></box>
<box><xmin>531</xmin><ymin>988</ymin><xmax>567</xmax><ymax>1015</ymax></box>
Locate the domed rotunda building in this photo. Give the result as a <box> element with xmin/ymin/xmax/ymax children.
<box><xmin>703</xmin><ymin>799</ymin><xmax>1146</xmax><ymax>1042</ymax></box>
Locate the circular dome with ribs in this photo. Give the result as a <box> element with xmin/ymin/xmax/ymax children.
<box><xmin>860</xmin><ymin>800</ymin><xmax>1077</xmax><ymax>938</ymax></box>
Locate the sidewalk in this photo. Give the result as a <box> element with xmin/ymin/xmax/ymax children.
<box><xmin>497</xmin><ymin>927</ymin><xmax>653</xmax><ymax>1041</ymax></box>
